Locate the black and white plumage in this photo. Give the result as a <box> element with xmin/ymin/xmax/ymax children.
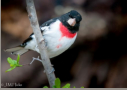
<box><xmin>5</xmin><ymin>10</ymin><xmax>82</xmax><ymax>58</ymax></box>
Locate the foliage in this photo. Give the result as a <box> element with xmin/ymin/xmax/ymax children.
<box><xmin>6</xmin><ymin>54</ymin><xmax>22</xmax><ymax>72</ymax></box>
<box><xmin>5</xmin><ymin>55</ymin><xmax>84</xmax><ymax>88</ymax></box>
<box><xmin>43</xmin><ymin>78</ymin><xmax>84</xmax><ymax>88</ymax></box>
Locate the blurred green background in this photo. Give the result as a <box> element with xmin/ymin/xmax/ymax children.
<box><xmin>1</xmin><ymin>0</ymin><xmax>127</xmax><ymax>88</ymax></box>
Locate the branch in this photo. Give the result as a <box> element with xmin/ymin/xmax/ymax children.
<box><xmin>26</xmin><ymin>0</ymin><xmax>56</xmax><ymax>87</ymax></box>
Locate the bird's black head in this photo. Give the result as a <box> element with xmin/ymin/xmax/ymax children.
<box><xmin>59</xmin><ymin>10</ymin><xmax>82</xmax><ymax>33</ymax></box>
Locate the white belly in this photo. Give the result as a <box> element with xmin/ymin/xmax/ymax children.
<box><xmin>25</xmin><ymin>20</ymin><xmax>77</xmax><ymax>58</ymax></box>
<box><xmin>43</xmin><ymin>20</ymin><xmax>77</xmax><ymax>58</ymax></box>
<box><xmin>45</xmin><ymin>33</ymin><xmax>77</xmax><ymax>58</ymax></box>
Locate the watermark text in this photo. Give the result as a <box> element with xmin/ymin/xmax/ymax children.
<box><xmin>1</xmin><ymin>83</ymin><xmax>22</xmax><ymax>87</ymax></box>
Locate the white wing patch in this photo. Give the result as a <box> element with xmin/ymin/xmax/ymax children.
<box><xmin>41</xmin><ymin>26</ymin><xmax>49</xmax><ymax>31</ymax></box>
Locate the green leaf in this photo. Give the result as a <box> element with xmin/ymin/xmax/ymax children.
<box><xmin>81</xmin><ymin>86</ymin><xmax>84</xmax><ymax>88</ymax></box>
<box><xmin>17</xmin><ymin>54</ymin><xmax>20</xmax><ymax>64</ymax></box>
<box><xmin>73</xmin><ymin>86</ymin><xmax>76</xmax><ymax>88</ymax></box>
<box><xmin>55</xmin><ymin>78</ymin><xmax>61</xmax><ymax>88</ymax></box>
<box><xmin>8</xmin><ymin>59</ymin><xmax>17</xmax><ymax>67</ymax></box>
<box><xmin>52</xmin><ymin>85</ymin><xmax>56</xmax><ymax>88</ymax></box>
<box><xmin>5</xmin><ymin>67</ymin><xmax>16</xmax><ymax>72</ymax></box>
<box><xmin>10</xmin><ymin>64</ymin><xmax>14</xmax><ymax>67</ymax></box>
<box><xmin>13</xmin><ymin>60</ymin><xmax>17</xmax><ymax>65</ymax></box>
<box><xmin>10</xmin><ymin>60</ymin><xmax>17</xmax><ymax>67</ymax></box>
<box><xmin>43</xmin><ymin>86</ymin><xmax>49</xmax><ymax>88</ymax></box>
<box><xmin>6</xmin><ymin>55</ymin><xmax>23</xmax><ymax>72</ymax></box>
<box><xmin>7</xmin><ymin>57</ymin><xmax>13</xmax><ymax>64</ymax></box>
<box><xmin>62</xmin><ymin>83</ymin><xmax>70</xmax><ymax>88</ymax></box>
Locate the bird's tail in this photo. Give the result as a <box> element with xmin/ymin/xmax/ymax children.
<box><xmin>5</xmin><ymin>46</ymin><xmax>29</xmax><ymax>55</ymax></box>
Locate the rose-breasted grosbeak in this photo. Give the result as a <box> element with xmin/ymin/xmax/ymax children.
<box><xmin>5</xmin><ymin>10</ymin><xmax>82</xmax><ymax>58</ymax></box>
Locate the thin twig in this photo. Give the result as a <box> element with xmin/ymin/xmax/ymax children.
<box><xmin>26</xmin><ymin>0</ymin><xmax>56</xmax><ymax>87</ymax></box>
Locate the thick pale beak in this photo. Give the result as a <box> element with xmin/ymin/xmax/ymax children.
<box><xmin>67</xmin><ymin>18</ymin><xmax>76</xmax><ymax>26</ymax></box>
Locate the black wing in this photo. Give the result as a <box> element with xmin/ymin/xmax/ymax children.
<box><xmin>21</xmin><ymin>18</ymin><xmax>58</xmax><ymax>47</ymax></box>
<box><xmin>40</xmin><ymin>17</ymin><xmax>58</xmax><ymax>28</ymax></box>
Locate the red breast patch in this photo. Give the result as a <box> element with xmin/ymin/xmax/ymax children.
<box><xmin>59</xmin><ymin>22</ymin><xmax>76</xmax><ymax>41</ymax></box>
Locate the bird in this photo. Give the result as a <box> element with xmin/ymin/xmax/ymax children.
<box><xmin>5</xmin><ymin>10</ymin><xmax>82</xmax><ymax>58</ymax></box>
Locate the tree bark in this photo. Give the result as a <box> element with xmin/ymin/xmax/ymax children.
<box><xmin>26</xmin><ymin>0</ymin><xmax>56</xmax><ymax>87</ymax></box>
